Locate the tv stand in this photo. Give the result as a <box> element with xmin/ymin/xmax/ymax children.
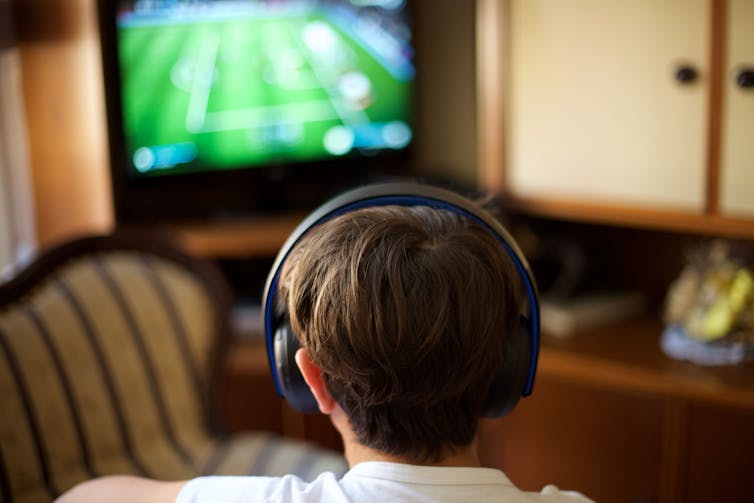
<box><xmin>163</xmin><ymin>174</ymin><xmax>420</xmax><ymax>258</ymax></box>
<box><xmin>166</xmin><ymin>212</ymin><xmax>308</xmax><ymax>259</ymax></box>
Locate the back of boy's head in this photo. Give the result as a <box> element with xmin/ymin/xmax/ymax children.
<box><xmin>279</xmin><ymin>204</ymin><xmax>524</xmax><ymax>463</ymax></box>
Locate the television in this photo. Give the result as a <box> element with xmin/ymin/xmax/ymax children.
<box><xmin>98</xmin><ymin>0</ymin><xmax>415</xmax><ymax>223</ymax></box>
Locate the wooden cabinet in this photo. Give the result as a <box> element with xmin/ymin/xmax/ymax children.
<box><xmin>478</xmin><ymin>318</ymin><xmax>754</xmax><ymax>503</ymax></box>
<box><xmin>480</xmin><ymin>376</ymin><xmax>666</xmax><ymax>502</ymax></box>
<box><xmin>685</xmin><ymin>402</ymin><xmax>754</xmax><ymax>503</ymax></box>
<box><xmin>476</xmin><ymin>0</ymin><xmax>754</xmax><ymax>237</ymax></box>
<box><xmin>222</xmin><ymin>319</ymin><xmax>754</xmax><ymax>502</ymax></box>
<box><xmin>503</xmin><ymin>0</ymin><xmax>707</xmax><ymax>212</ymax></box>
<box><xmin>472</xmin><ymin>3</ymin><xmax>754</xmax><ymax>495</ymax></box>
<box><xmin>220</xmin><ymin>340</ymin><xmax>343</xmax><ymax>453</ymax></box>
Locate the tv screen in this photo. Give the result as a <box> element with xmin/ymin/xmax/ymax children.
<box><xmin>106</xmin><ymin>0</ymin><xmax>414</xmax><ymax>181</ymax></box>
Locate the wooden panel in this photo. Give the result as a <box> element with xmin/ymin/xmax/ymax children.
<box><xmin>685</xmin><ymin>403</ymin><xmax>754</xmax><ymax>503</ymax></box>
<box><xmin>167</xmin><ymin>213</ymin><xmax>306</xmax><ymax>259</ymax></box>
<box><xmin>479</xmin><ymin>375</ymin><xmax>664</xmax><ymax>503</ymax></box>
<box><xmin>302</xmin><ymin>413</ymin><xmax>343</xmax><ymax>453</ymax></box>
<box><xmin>412</xmin><ymin>0</ymin><xmax>477</xmax><ymax>186</ymax></box>
<box><xmin>505</xmin><ymin>0</ymin><xmax>708</xmax><ymax>212</ymax></box>
<box><xmin>719</xmin><ymin>0</ymin><xmax>754</xmax><ymax>217</ymax></box>
<box><xmin>221</xmin><ymin>341</ymin><xmax>341</xmax><ymax>452</ymax></box>
<box><xmin>221</xmin><ymin>341</ymin><xmax>285</xmax><ymax>434</ymax></box>
<box><xmin>15</xmin><ymin>0</ymin><xmax>113</xmax><ymax>247</ymax></box>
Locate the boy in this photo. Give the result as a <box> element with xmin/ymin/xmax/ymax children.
<box><xmin>58</xmin><ymin>184</ymin><xmax>591</xmax><ymax>502</ymax></box>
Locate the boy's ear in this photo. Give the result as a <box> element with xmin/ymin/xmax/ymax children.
<box><xmin>294</xmin><ymin>348</ymin><xmax>336</xmax><ymax>414</ymax></box>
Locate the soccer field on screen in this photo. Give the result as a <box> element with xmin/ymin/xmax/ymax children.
<box><xmin>118</xmin><ymin>8</ymin><xmax>413</xmax><ymax>174</ymax></box>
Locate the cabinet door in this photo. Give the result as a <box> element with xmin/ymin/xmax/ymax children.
<box><xmin>685</xmin><ymin>402</ymin><xmax>754</xmax><ymax>503</ymax></box>
<box><xmin>478</xmin><ymin>375</ymin><xmax>664</xmax><ymax>503</ymax></box>
<box><xmin>719</xmin><ymin>0</ymin><xmax>754</xmax><ymax>218</ymax></box>
<box><xmin>506</xmin><ymin>0</ymin><xmax>708</xmax><ymax>212</ymax></box>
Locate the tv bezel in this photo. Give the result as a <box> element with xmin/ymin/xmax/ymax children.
<box><xmin>97</xmin><ymin>0</ymin><xmax>414</xmax><ymax>224</ymax></box>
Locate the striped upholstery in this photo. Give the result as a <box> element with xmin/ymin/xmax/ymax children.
<box><xmin>0</xmin><ymin>234</ymin><xmax>347</xmax><ymax>503</ymax></box>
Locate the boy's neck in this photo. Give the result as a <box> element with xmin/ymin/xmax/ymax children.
<box><xmin>331</xmin><ymin>406</ymin><xmax>482</xmax><ymax>469</ymax></box>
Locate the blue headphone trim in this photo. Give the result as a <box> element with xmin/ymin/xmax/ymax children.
<box><xmin>264</xmin><ymin>194</ymin><xmax>539</xmax><ymax>398</ymax></box>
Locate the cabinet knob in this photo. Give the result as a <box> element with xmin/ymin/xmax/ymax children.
<box><xmin>736</xmin><ymin>68</ymin><xmax>754</xmax><ymax>89</ymax></box>
<box><xmin>674</xmin><ymin>65</ymin><xmax>698</xmax><ymax>85</ymax></box>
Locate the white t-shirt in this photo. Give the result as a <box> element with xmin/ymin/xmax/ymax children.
<box><xmin>176</xmin><ymin>462</ymin><xmax>593</xmax><ymax>502</ymax></box>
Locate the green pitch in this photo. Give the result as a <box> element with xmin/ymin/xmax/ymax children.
<box><xmin>118</xmin><ymin>12</ymin><xmax>412</xmax><ymax>175</ymax></box>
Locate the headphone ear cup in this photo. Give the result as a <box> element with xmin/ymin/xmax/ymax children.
<box><xmin>274</xmin><ymin>323</ymin><xmax>319</xmax><ymax>413</ymax></box>
<box><xmin>482</xmin><ymin>316</ymin><xmax>532</xmax><ymax>417</ymax></box>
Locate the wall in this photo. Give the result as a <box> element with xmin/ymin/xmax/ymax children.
<box><xmin>413</xmin><ymin>0</ymin><xmax>478</xmax><ymax>187</ymax></box>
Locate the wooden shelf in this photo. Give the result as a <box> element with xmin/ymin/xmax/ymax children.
<box><xmin>167</xmin><ymin>213</ymin><xmax>307</xmax><ymax>259</ymax></box>
<box><xmin>225</xmin><ymin>316</ymin><xmax>754</xmax><ymax>424</ymax></box>
<box><xmin>224</xmin><ymin>317</ymin><xmax>754</xmax><ymax>412</ymax></box>
<box><xmin>538</xmin><ymin>316</ymin><xmax>754</xmax><ymax>412</ymax></box>
<box><xmin>504</xmin><ymin>195</ymin><xmax>754</xmax><ymax>241</ymax></box>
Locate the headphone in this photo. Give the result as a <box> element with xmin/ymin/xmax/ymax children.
<box><xmin>262</xmin><ymin>182</ymin><xmax>540</xmax><ymax>417</ymax></box>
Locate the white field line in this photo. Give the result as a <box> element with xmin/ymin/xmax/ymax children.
<box><xmin>185</xmin><ymin>33</ymin><xmax>220</xmax><ymax>133</ymax></box>
<box><xmin>201</xmin><ymin>100</ymin><xmax>339</xmax><ymax>132</ymax></box>
<box><xmin>287</xmin><ymin>21</ymin><xmax>369</xmax><ymax>127</ymax></box>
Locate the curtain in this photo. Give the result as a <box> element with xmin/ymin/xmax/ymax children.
<box><xmin>0</xmin><ymin>0</ymin><xmax>36</xmax><ymax>279</ymax></box>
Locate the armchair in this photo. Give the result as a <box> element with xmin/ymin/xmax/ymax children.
<box><xmin>0</xmin><ymin>231</ymin><xmax>347</xmax><ymax>503</ymax></box>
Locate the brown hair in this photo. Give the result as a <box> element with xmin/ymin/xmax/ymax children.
<box><xmin>280</xmin><ymin>204</ymin><xmax>524</xmax><ymax>462</ymax></box>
